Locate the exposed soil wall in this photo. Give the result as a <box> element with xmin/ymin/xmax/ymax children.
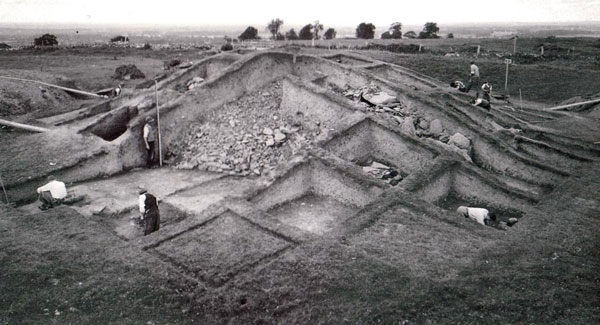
<box><xmin>311</xmin><ymin>159</ymin><xmax>383</xmax><ymax>207</ymax></box>
<box><xmin>250</xmin><ymin>162</ymin><xmax>311</xmax><ymax>211</ymax></box>
<box><xmin>324</xmin><ymin>119</ymin><xmax>438</xmax><ymax>176</ymax></box>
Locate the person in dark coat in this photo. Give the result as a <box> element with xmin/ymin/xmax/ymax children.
<box><xmin>138</xmin><ymin>189</ymin><xmax>160</xmax><ymax>235</ymax></box>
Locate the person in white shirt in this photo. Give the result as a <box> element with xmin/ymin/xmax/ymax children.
<box><xmin>138</xmin><ymin>189</ymin><xmax>160</xmax><ymax>235</ymax></box>
<box><xmin>465</xmin><ymin>61</ymin><xmax>480</xmax><ymax>93</ymax></box>
<box><xmin>36</xmin><ymin>175</ymin><xmax>67</xmax><ymax>210</ymax></box>
<box><xmin>457</xmin><ymin>206</ymin><xmax>495</xmax><ymax>226</ymax></box>
<box><xmin>142</xmin><ymin>116</ymin><xmax>158</xmax><ymax>168</ymax></box>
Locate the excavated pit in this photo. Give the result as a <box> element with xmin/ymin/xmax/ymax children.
<box><xmin>323</xmin><ymin>118</ymin><xmax>438</xmax><ymax>184</ymax></box>
<box><xmin>250</xmin><ymin>159</ymin><xmax>384</xmax><ymax>235</ymax></box>
<box><xmin>106</xmin><ymin>202</ymin><xmax>192</xmax><ymax>241</ymax></box>
<box><xmin>80</xmin><ymin>106</ymin><xmax>138</xmax><ymax>141</ymax></box>
<box><xmin>405</xmin><ymin>160</ymin><xmax>533</xmax><ymax>223</ymax></box>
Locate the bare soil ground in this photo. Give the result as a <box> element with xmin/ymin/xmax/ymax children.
<box><xmin>1</xmin><ymin>43</ymin><xmax>599</xmax><ymax>323</ymax></box>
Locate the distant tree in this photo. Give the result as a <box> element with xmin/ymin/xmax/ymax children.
<box><xmin>447</xmin><ymin>33</ymin><xmax>454</xmax><ymax>39</ymax></box>
<box><xmin>34</xmin><ymin>33</ymin><xmax>58</xmax><ymax>46</ymax></box>
<box><xmin>382</xmin><ymin>22</ymin><xmax>402</xmax><ymax>39</ymax></box>
<box><xmin>267</xmin><ymin>18</ymin><xmax>284</xmax><ymax>40</ymax></box>
<box><xmin>286</xmin><ymin>28</ymin><xmax>299</xmax><ymax>40</ymax></box>
<box><xmin>110</xmin><ymin>35</ymin><xmax>129</xmax><ymax>42</ymax></box>
<box><xmin>390</xmin><ymin>22</ymin><xmax>402</xmax><ymax>39</ymax></box>
<box><xmin>275</xmin><ymin>33</ymin><xmax>285</xmax><ymax>40</ymax></box>
<box><xmin>323</xmin><ymin>28</ymin><xmax>336</xmax><ymax>40</ymax></box>
<box><xmin>404</xmin><ymin>31</ymin><xmax>417</xmax><ymax>39</ymax></box>
<box><xmin>313</xmin><ymin>21</ymin><xmax>324</xmax><ymax>39</ymax></box>
<box><xmin>142</xmin><ymin>42</ymin><xmax>152</xmax><ymax>49</ymax></box>
<box><xmin>239</xmin><ymin>26</ymin><xmax>259</xmax><ymax>41</ymax></box>
<box><xmin>299</xmin><ymin>24</ymin><xmax>314</xmax><ymax>40</ymax></box>
<box><xmin>418</xmin><ymin>22</ymin><xmax>440</xmax><ymax>39</ymax></box>
<box><xmin>356</xmin><ymin>23</ymin><xmax>376</xmax><ymax>39</ymax></box>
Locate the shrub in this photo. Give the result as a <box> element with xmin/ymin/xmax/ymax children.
<box><xmin>110</xmin><ymin>35</ymin><xmax>129</xmax><ymax>42</ymax></box>
<box><xmin>221</xmin><ymin>43</ymin><xmax>233</xmax><ymax>51</ymax></box>
<box><xmin>34</xmin><ymin>34</ymin><xmax>58</xmax><ymax>46</ymax></box>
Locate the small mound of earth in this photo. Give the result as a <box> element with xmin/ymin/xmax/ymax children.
<box><xmin>172</xmin><ymin>80</ymin><xmax>323</xmax><ymax>176</ymax></box>
<box><xmin>113</xmin><ymin>64</ymin><xmax>145</xmax><ymax>80</ymax></box>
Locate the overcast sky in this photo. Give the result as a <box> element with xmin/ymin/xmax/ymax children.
<box><xmin>1</xmin><ymin>0</ymin><xmax>599</xmax><ymax>27</ymax></box>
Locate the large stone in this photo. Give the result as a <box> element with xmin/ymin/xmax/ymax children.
<box><xmin>448</xmin><ymin>133</ymin><xmax>471</xmax><ymax>150</ymax></box>
<box><xmin>274</xmin><ymin>129</ymin><xmax>286</xmax><ymax>142</ymax></box>
<box><xmin>263</xmin><ymin>127</ymin><xmax>273</xmax><ymax>135</ymax></box>
<box><xmin>265</xmin><ymin>137</ymin><xmax>275</xmax><ymax>147</ymax></box>
<box><xmin>429</xmin><ymin>119</ymin><xmax>444</xmax><ymax>137</ymax></box>
<box><xmin>367</xmin><ymin>92</ymin><xmax>397</xmax><ymax>105</ymax></box>
<box><xmin>400</xmin><ymin>116</ymin><xmax>416</xmax><ymax>135</ymax></box>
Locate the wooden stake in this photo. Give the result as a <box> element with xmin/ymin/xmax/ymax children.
<box><xmin>519</xmin><ymin>88</ymin><xmax>523</xmax><ymax>110</ymax></box>
<box><xmin>476</xmin><ymin>45</ymin><xmax>480</xmax><ymax>57</ymax></box>
<box><xmin>0</xmin><ymin>171</ymin><xmax>9</xmax><ymax>205</ymax></box>
<box><xmin>155</xmin><ymin>80</ymin><xmax>163</xmax><ymax>167</ymax></box>
<box><xmin>504</xmin><ymin>60</ymin><xmax>510</xmax><ymax>97</ymax></box>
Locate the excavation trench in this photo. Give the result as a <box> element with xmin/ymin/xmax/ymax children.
<box><xmin>250</xmin><ymin>158</ymin><xmax>384</xmax><ymax>235</ymax></box>
<box><xmin>80</xmin><ymin>106</ymin><xmax>138</xmax><ymax>141</ymax></box>
<box><xmin>404</xmin><ymin>159</ymin><xmax>534</xmax><ymax>223</ymax></box>
<box><xmin>323</xmin><ymin>118</ymin><xmax>439</xmax><ymax>184</ymax></box>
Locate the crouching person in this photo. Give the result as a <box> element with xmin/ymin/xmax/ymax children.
<box><xmin>138</xmin><ymin>189</ymin><xmax>160</xmax><ymax>235</ymax></box>
<box><xmin>450</xmin><ymin>80</ymin><xmax>468</xmax><ymax>93</ymax></box>
<box><xmin>36</xmin><ymin>175</ymin><xmax>67</xmax><ymax>210</ymax></box>
<box><xmin>457</xmin><ymin>206</ymin><xmax>496</xmax><ymax>226</ymax></box>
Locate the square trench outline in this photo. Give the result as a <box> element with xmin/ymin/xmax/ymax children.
<box><xmin>145</xmin><ymin>209</ymin><xmax>296</xmax><ymax>287</ymax></box>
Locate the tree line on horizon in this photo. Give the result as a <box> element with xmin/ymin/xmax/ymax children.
<box><xmin>237</xmin><ymin>20</ymin><xmax>448</xmax><ymax>41</ymax></box>
<box><xmin>28</xmin><ymin>20</ymin><xmax>448</xmax><ymax>48</ymax></box>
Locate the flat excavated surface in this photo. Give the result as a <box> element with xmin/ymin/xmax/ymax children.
<box><xmin>150</xmin><ymin>211</ymin><xmax>292</xmax><ymax>287</ymax></box>
<box><xmin>267</xmin><ymin>193</ymin><xmax>358</xmax><ymax>235</ymax></box>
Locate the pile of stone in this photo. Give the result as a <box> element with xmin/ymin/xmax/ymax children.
<box><xmin>362</xmin><ymin>161</ymin><xmax>404</xmax><ymax>186</ymax></box>
<box><xmin>173</xmin><ymin>81</ymin><xmax>323</xmax><ymax>176</ymax></box>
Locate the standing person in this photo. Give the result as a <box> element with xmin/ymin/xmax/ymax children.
<box><xmin>36</xmin><ymin>175</ymin><xmax>67</xmax><ymax>210</ymax></box>
<box><xmin>457</xmin><ymin>206</ymin><xmax>495</xmax><ymax>226</ymax></box>
<box><xmin>138</xmin><ymin>189</ymin><xmax>160</xmax><ymax>235</ymax></box>
<box><xmin>142</xmin><ymin>116</ymin><xmax>158</xmax><ymax>168</ymax></box>
<box><xmin>465</xmin><ymin>61</ymin><xmax>480</xmax><ymax>93</ymax></box>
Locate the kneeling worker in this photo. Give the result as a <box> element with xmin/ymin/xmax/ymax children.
<box><xmin>138</xmin><ymin>189</ymin><xmax>160</xmax><ymax>235</ymax></box>
<box><xmin>36</xmin><ymin>175</ymin><xmax>67</xmax><ymax>210</ymax></box>
<box><xmin>457</xmin><ymin>206</ymin><xmax>495</xmax><ymax>226</ymax></box>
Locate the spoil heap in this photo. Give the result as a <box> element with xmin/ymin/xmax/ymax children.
<box><xmin>173</xmin><ymin>81</ymin><xmax>324</xmax><ymax>176</ymax></box>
